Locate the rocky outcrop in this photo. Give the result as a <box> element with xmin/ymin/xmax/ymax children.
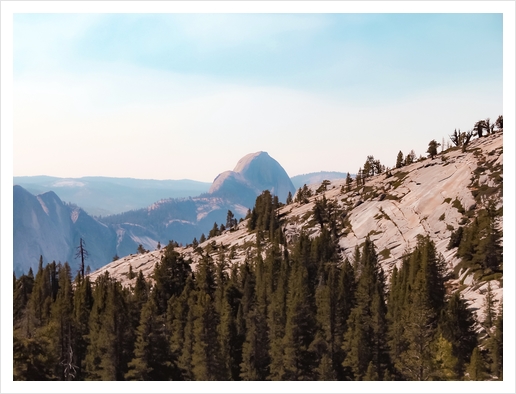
<box><xmin>91</xmin><ymin>132</ymin><xmax>503</xmax><ymax>328</ymax></box>
<box><xmin>209</xmin><ymin>151</ymin><xmax>296</xmax><ymax>204</ymax></box>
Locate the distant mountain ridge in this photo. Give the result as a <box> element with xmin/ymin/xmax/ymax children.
<box><xmin>14</xmin><ymin>152</ymin><xmax>297</xmax><ymax>275</ymax></box>
<box><xmin>14</xmin><ymin>170</ymin><xmax>346</xmax><ymax>217</ymax></box>
<box><xmin>13</xmin><ymin>176</ymin><xmax>211</xmax><ymax>216</ymax></box>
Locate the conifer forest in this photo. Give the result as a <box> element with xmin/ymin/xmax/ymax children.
<box><xmin>13</xmin><ymin>186</ymin><xmax>503</xmax><ymax>381</ymax></box>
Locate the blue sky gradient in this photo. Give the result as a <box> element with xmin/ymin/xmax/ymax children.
<box><xmin>13</xmin><ymin>12</ymin><xmax>503</xmax><ymax>181</ymax></box>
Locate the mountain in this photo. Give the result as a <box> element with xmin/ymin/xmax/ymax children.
<box><xmin>291</xmin><ymin>171</ymin><xmax>351</xmax><ymax>189</ymax></box>
<box><xmin>13</xmin><ymin>152</ymin><xmax>295</xmax><ymax>274</ymax></box>
<box><xmin>92</xmin><ymin>131</ymin><xmax>503</xmax><ymax>330</ymax></box>
<box><xmin>99</xmin><ymin>151</ymin><xmax>296</xmax><ymax>248</ymax></box>
<box><xmin>13</xmin><ymin>176</ymin><xmax>211</xmax><ymax>216</ymax></box>
<box><xmin>16</xmin><ymin>131</ymin><xmax>503</xmax><ymax>381</ymax></box>
<box><xmin>209</xmin><ymin>151</ymin><xmax>296</xmax><ymax>205</ymax></box>
<box><xmin>13</xmin><ymin>185</ymin><xmax>117</xmax><ymax>276</ymax></box>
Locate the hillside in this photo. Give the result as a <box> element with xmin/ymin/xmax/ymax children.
<box><xmin>16</xmin><ymin>130</ymin><xmax>503</xmax><ymax>382</ymax></box>
<box><xmin>91</xmin><ymin>131</ymin><xmax>503</xmax><ymax>327</ymax></box>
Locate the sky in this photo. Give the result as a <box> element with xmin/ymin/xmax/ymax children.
<box><xmin>11</xmin><ymin>9</ymin><xmax>505</xmax><ymax>183</ymax></box>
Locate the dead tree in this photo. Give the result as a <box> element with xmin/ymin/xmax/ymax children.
<box><xmin>74</xmin><ymin>238</ymin><xmax>89</xmax><ymax>280</ymax></box>
<box><xmin>60</xmin><ymin>345</ymin><xmax>78</xmax><ymax>380</ymax></box>
<box><xmin>462</xmin><ymin>130</ymin><xmax>475</xmax><ymax>152</ymax></box>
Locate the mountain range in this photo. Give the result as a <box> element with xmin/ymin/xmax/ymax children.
<box><xmin>13</xmin><ymin>129</ymin><xmax>504</xmax><ymax>382</ymax></box>
<box><xmin>13</xmin><ymin>151</ymin><xmax>297</xmax><ymax>275</ymax></box>
<box><xmin>13</xmin><ymin>176</ymin><xmax>212</xmax><ymax>217</ymax></box>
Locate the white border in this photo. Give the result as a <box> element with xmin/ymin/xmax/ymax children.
<box><xmin>2</xmin><ymin>1</ymin><xmax>514</xmax><ymax>393</ymax></box>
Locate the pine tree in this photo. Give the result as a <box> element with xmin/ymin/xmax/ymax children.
<box><xmin>13</xmin><ymin>270</ymin><xmax>35</xmax><ymax>333</ymax></box>
<box><xmin>309</xmin><ymin>273</ymin><xmax>336</xmax><ymax>380</ymax></box>
<box><xmin>439</xmin><ymin>292</ymin><xmax>477</xmax><ymax>375</ymax></box>
<box><xmin>342</xmin><ymin>237</ymin><xmax>389</xmax><ymax>381</ymax></box>
<box><xmin>152</xmin><ymin>242</ymin><xmax>192</xmax><ymax>315</ymax></box>
<box><xmin>343</xmin><ymin>305</ymin><xmax>371</xmax><ymax>380</ymax></box>
<box><xmin>126</xmin><ymin>293</ymin><xmax>180</xmax><ymax>380</ymax></box>
<box><xmin>84</xmin><ymin>273</ymin><xmax>133</xmax><ymax>380</ymax></box>
<box><xmin>239</xmin><ymin>253</ymin><xmax>270</xmax><ymax>380</ymax></box>
<box><xmin>267</xmin><ymin>249</ymin><xmax>289</xmax><ymax>380</ymax></box>
<box><xmin>240</xmin><ymin>307</ymin><xmax>269</xmax><ymax>380</ymax></box>
<box><xmin>495</xmin><ymin>115</ymin><xmax>503</xmax><ymax>132</ymax></box>
<box><xmin>128</xmin><ymin>265</ymin><xmax>135</xmax><ymax>280</ymax></box>
<box><xmin>427</xmin><ymin>140</ymin><xmax>440</xmax><ymax>159</ymax></box>
<box><xmin>397</xmin><ymin>285</ymin><xmax>436</xmax><ymax>380</ymax></box>
<box><xmin>476</xmin><ymin>208</ymin><xmax>503</xmax><ymax>273</ymax></box>
<box><xmin>72</xmin><ymin>275</ymin><xmax>93</xmax><ymax>380</ymax></box>
<box><xmin>28</xmin><ymin>257</ymin><xmax>52</xmax><ymax>330</ymax></box>
<box><xmin>474</xmin><ymin>120</ymin><xmax>486</xmax><ymax>138</ymax></box>
<box><xmin>395</xmin><ymin>151</ymin><xmax>404</xmax><ymax>168</ymax></box>
<box><xmin>191</xmin><ymin>291</ymin><xmax>222</xmax><ymax>380</ymax></box>
<box><xmin>49</xmin><ymin>263</ymin><xmax>75</xmax><ymax>380</ymax></box>
<box><xmin>166</xmin><ymin>275</ymin><xmax>192</xmax><ymax>379</ymax></box>
<box><xmin>286</xmin><ymin>191</ymin><xmax>293</xmax><ymax>205</ymax></box>
<box><xmin>466</xmin><ymin>347</ymin><xmax>487</xmax><ymax>380</ymax></box>
<box><xmin>432</xmin><ymin>333</ymin><xmax>458</xmax><ymax>380</ymax></box>
<box><xmin>133</xmin><ymin>271</ymin><xmax>149</xmax><ymax>312</ymax></box>
<box><xmin>386</xmin><ymin>265</ymin><xmax>404</xmax><ymax>378</ymax></box>
<box><xmin>137</xmin><ymin>244</ymin><xmax>147</xmax><ymax>254</ymax></box>
<box><xmin>345</xmin><ymin>172</ymin><xmax>353</xmax><ymax>191</ymax></box>
<box><xmin>405</xmin><ymin>150</ymin><xmax>416</xmax><ymax>166</ymax></box>
<box><xmin>177</xmin><ymin>291</ymin><xmax>196</xmax><ymax>380</ymax></box>
<box><xmin>13</xmin><ymin>261</ymin><xmax>58</xmax><ymax>381</ymax></box>
<box><xmin>487</xmin><ymin>306</ymin><xmax>503</xmax><ymax>379</ymax></box>
<box><xmin>393</xmin><ymin>237</ymin><xmax>447</xmax><ymax>380</ymax></box>
<box><xmin>226</xmin><ymin>210</ymin><xmax>237</xmax><ymax>229</ymax></box>
<box><xmin>13</xmin><ymin>327</ymin><xmax>57</xmax><ymax>380</ymax></box>
<box><xmin>209</xmin><ymin>222</ymin><xmax>220</xmax><ymax>239</ymax></box>
<box><xmin>482</xmin><ymin>282</ymin><xmax>495</xmax><ymax>331</ymax></box>
<box><xmin>282</xmin><ymin>253</ymin><xmax>316</xmax><ymax>380</ymax></box>
<box><xmin>217</xmin><ymin>281</ymin><xmax>239</xmax><ymax>380</ymax></box>
<box><xmin>334</xmin><ymin>259</ymin><xmax>356</xmax><ymax>379</ymax></box>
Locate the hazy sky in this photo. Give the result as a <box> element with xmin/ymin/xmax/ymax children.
<box><xmin>12</xmin><ymin>10</ymin><xmax>503</xmax><ymax>182</ymax></box>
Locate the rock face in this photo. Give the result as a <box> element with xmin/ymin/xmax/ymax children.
<box><xmin>91</xmin><ymin>132</ymin><xmax>503</xmax><ymax>329</ymax></box>
<box><xmin>208</xmin><ymin>171</ymin><xmax>258</xmax><ymax>206</ymax></box>
<box><xmin>13</xmin><ymin>185</ymin><xmax>117</xmax><ymax>276</ymax></box>
<box><xmin>209</xmin><ymin>151</ymin><xmax>296</xmax><ymax>205</ymax></box>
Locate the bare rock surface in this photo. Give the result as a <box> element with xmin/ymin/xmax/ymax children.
<box><xmin>90</xmin><ymin>132</ymin><xmax>503</xmax><ymax>326</ymax></box>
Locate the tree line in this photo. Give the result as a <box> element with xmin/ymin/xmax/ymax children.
<box><xmin>13</xmin><ymin>191</ymin><xmax>502</xmax><ymax>381</ymax></box>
